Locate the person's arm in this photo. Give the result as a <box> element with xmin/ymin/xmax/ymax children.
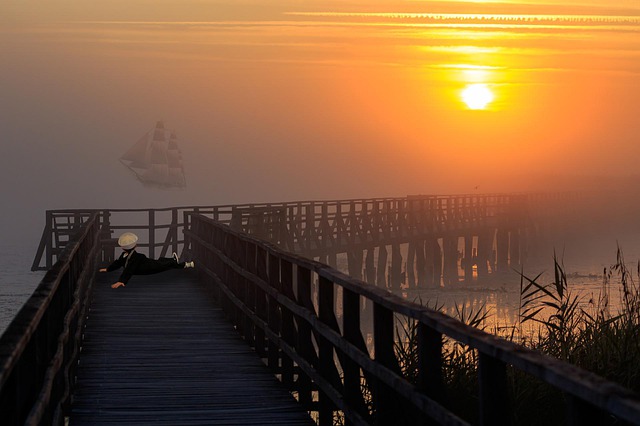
<box><xmin>100</xmin><ymin>253</ymin><xmax>125</xmax><ymax>273</ymax></box>
<box><xmin>106</xmin><ymin>255</ymin><xmax>125</xmax><ymax>272</ymax></box>
<box><xmin>111</xmin><ymin>268</ymin><xmax>132</xmax><ymax>288</ymax></box>
<box><xmin>113</xmin><ymin>270</ymin><xmax>133</xmax><ymax>288</ymax></box>
<box><xmin>111</xmin><ymin>252</ymin><xmax>141</xmax><ymax>289</ymax></box>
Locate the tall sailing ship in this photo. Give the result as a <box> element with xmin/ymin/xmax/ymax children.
<box><xmin>120</xmin><ymin>121</ymin><xmax>186</xmax><ymax>188</ymax></box>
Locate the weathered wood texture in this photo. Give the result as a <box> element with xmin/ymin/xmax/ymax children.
<box><xmin>70</xmin><ymin>271</ymin><xmax>313</xmax><ymax>426</ymax></box>
<box><xmin>186</xmin><ymin>213</ymin><xmax>640</xmax><ymax>426</ymax></box>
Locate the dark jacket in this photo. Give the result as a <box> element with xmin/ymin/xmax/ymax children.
<box><xmin>106</xmin><ymin>250</ymin><xmax>181</xmax><ymax>284</ymax></box>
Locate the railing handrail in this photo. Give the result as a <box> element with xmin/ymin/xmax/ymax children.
<box><xmin>185</xmin><ymin>212</ymin><xmax>640</xmax><ymax>425</ymax></box>
<box><xmin>0</xmin><ymin>213</ymin><xmax>101</xmax><ymax>425</ymax></box>
<box><xmin>38</xmin><ymin>192</ymin><xmax>535</xmax><ymax>213</ymax></box>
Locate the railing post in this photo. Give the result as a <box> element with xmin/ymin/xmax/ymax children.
<box><xmin>267</xmin><ymin>252</ymin><xmax>281</xmax><ymax>373</ymax></box>
<box><xmin>305</xmin><ymin>203</ymin><xmax>314</xmax><ymax>253</ymax></box>
<box><xmin>373</xmin><ymin>302</ymin><xmax>398</xmax><ymax>426</ymax></box>
<box><xmin>229</xmin><ymin>207</ymin><xmax>242</xmax><ymax>230</ymax></box>
<box><xmin>182</xmin><ymin>211</ymin><xmax>191</xmax><ymax>258</ymax></box>
<box><xmin>148</xmin><ymin>210</ymin><xmax>155</xmax><ymax>259</ymax></box>
<box><xmin>232</xmin><ymin>234</ymin><xmax>245</xmax><ymax>337</ymax></box>
<box><xmin>295</xmin><ymin>266</ymin><xmax>314</xmax><ymax>410</ymax></box>
<box><xmin>376</xmin><ymin>245</ymin><xmax>387</xmax><ymax>287</ymax></box>
<box><xmin>218</xmin><ymin>231</ymin><xmax>230</xmax><ymax>315</ymax></box>
<box><xmin>478</xmin><ymin>352</ymin><xmax>510</xmax><ymax>426</ymax></box>
<box><xmin>496</xmin><ymin>228</ymin><xmax>509</xmax><ymax>272</ymax></box>
<box><xmin>46</xmin><ymin>211</ymin><xmax>53</xmax><ymax>270</ymax></box>
<box><xmin>100</xmin><ymin>210</ymin><xmax>114</xmax><ymax>264</ymax></box>
<box><xmin>418</xmin><ymin>322</ymin><xmax>447</xmax><ymax>413</ymax></box>
<box><xmin>318</xmin><ymin>276</ymin><xmax>337</xmax><ymax>426</ymax></box>
<box><xmin>244</xmin><ymin>240</ymin><xmax>257</xmax><ymax>349</ymax></box>
<box><xmin>255</xmin><ymin>246</ymin><xmax>268</xmax><ymax>358</ymax></box>
<box><xmin>342</xmin><ymin>288</ymin><xmax>369</xmax><ymax>424</ymax></box>
<box><xmin>566</xmin><ymin>395</ymin><xmax>604</xmax><ymax>426</ymax></box>
<box><xmin>279</xmin><ymin>259</ymin><xmax>294</xmax><ymax>388</ymax></box>
<box><xmin>172</xmin><ymin>208</ymin><xmax>179</xmax><ymax>256</ymax></box>
<box><xmin>32</xmin><ymin>211</ymin><xmax>53</xmax><ymax>271</ymax></box>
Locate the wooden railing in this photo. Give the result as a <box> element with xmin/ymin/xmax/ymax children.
<box><xmin>32</xmin><ymin>208</ymin><xmax>193</xmax><ymax>271</ymax></box>
<box><xmin>0</xmin><ymin>213</ymin><xmax>101</xmax><ymax>425</ymax></box>
<box><xmin>32</xmin><ymin>194</ymin><xmax>530</xmax><ymax>271</ymax></box>
<box><xmin>185</xmin><ymin>213</ymin><xmax>640</xmax><ymax>426</ymax></box>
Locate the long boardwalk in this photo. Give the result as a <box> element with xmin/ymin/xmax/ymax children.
<box><xmin>70</xmin><ymin>270</ymin><xmax>313</xmax><ymax>425</ymax></box>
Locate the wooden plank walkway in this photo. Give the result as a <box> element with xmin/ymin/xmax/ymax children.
<box><xmin>70</xmin><ymin>270</ymin><xmax>313</xmax><ymax>425</ymax></box>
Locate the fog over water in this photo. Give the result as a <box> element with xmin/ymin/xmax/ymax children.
<box><xmin>1</xmin><ymin>0</ymin><xmax>640</xmax><ymax>329</ymax></box>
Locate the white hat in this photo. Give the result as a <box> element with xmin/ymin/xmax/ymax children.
<box><xmin>118</xmin><ymin>232</ymin><xmax>139</xmax><ymax>249</ymax></box>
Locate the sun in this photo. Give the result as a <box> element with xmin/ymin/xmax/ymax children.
<box><xmin>461</xmin><ymin>84</ymin><xmax>494</xmax><ymax>110</ymax></box>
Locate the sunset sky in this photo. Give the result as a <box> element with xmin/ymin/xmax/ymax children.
<box><xmin>1</xmin><ymin>0</ymin><xmax>639</xmax><ymax>244</ymax></box>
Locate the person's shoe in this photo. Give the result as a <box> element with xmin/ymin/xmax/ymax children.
<box><xmin>184</xmin><ymin>261</ymin><xmax>195</xmax><ymax>269</ymax></box>
<box><xmin>172</xmin><ymin>252</ymin><xmax>179</xmax><ymax>263</ymax></box>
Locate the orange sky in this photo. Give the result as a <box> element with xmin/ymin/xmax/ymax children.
<box><xmin>1</xmin><ymin>0</ymin><xmax>639</xmax><ymax>242</ymax></box>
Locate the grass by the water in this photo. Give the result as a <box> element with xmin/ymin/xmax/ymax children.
<box><xmin>393</xmin><ymin>247</ymin><xmax>640</xmax><ymax>425</ymax></box>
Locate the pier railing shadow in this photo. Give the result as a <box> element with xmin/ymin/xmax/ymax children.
<box><xmin>186</xmin><ymin>212</ymin><xmax>640</xmax><ymax>426</ymax></box>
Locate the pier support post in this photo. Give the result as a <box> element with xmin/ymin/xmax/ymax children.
<box><xmin>347</xmin><ymin>249</ymin><xmax>363</xmax><ymax>281</ymax></box>
<box><xmin>431</xmin><ymin>238</ymin><xmax>442</xmax><ymax>288</ymax></box>
<box><xmin>419</xmin><ymin>240</ymin><xmax>429</xmax><ymax>288</ymax></box>
<box><xmin>442</xmin><ymin>236</ymin><xmax>458</xmax><ymax>286</ymax></box>
<box><xmin>415</xmin><ymin>240</ymin><xmax>426</xmax><ymax>287</ymax></box>
<box><xmin>376</xmin><ymin>246</ymin><xmax>388</xmax><ymax>288</ymax></box>
<box><xmin>365</xmin><ymin>247</ymin><xmax>376</xmax><ymax>285</ymax></box>
<box><xmin>406</xmin><ymin>242</ymin><xmax>416</xmax><ymax>288</ymax></box>
<box><xmin>496</xmin><ymin>229</ymin><xmax>509</xmax><ymax>272</ymax></box>
<box><xmin>463</xmin><ymin>234</ymin><xmax>474</xmax><ymax>284</ymax></box>
<box><xmin>509</xmin><ymin>230</ymin><xmax>521</xmax><ymax>267</ymax></box>
<box><xmin>476</xmin><ymin>229</ymin><xmax>493</xmax><ymax>278</ymax></box>
<box><xmin>390</xmin><ymin>244</ymin><xmax>402</xmax><ymax>290</ymax></box>
<box><xmin>327</xmin><ymin>252</ymin><xmax>337</xmax><ymax>269</ymax></box>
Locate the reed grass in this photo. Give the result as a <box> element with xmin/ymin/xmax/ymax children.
<box><xmin>519</xmin><ymin>247</ymin><xmax>640</xmax><ymax>390</ymax></box>
<box><xmin>393</xmin><ymin>246</ymin><xmax>640</xmax><ymax>424</ymax></box>
<box><xmin>395</xmin><ymin>300</ymin><xmax>489</xmax><ymax>424</ymax></box>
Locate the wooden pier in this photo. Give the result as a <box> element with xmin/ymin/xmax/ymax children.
<box><xmin>3</xmin><ymin>194</ymin><xmax>640</xmax><ymax>425</ymax></box>
<box><xmin>71</xmin><ymin>271</ymin><xmax>312</xmax><ymax>425</ymax></box>
<box><xmin>31</xmin><ymin>194</ymin><xmax>535</xmax><ymax>290</ymax></box>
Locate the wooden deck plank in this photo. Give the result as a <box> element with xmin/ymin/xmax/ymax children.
<box><xmin>70</xmin><ymin>270</ymin><xmax>313</xmax><ymax>425</ymax></box>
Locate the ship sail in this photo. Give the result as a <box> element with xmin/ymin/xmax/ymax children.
<box><xmin>119</xmin><ymin>121</ymin><xmax>186</xmax><ymax>188</ymax></box>
<box><xmin>167</xmin><ymin>132</ymin><xmax>186</xmax><ymax>186</ymax></box>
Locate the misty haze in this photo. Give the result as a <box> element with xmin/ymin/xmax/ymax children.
<box><xmin>1</xmin><ymin>0</ymin><xmax>640</xmax><ymax>424</ymax></box>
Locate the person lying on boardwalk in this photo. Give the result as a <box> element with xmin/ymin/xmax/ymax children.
<box><xmin>99</xmin><ymin>232</ymin><xmax>195</xmax><ymax>289</ymax></box>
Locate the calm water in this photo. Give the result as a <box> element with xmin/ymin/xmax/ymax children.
<box><xmin>0</xmin><ymin>244</ymin><xmax>45</xmax><ymax>334</ymax></box>
<box><xmin>336</xmin><ymin>242</ymin><xmax>636</xmax><ymax>337</ymax></box>
<box><xmin>404</xmin><ymin>270</ymin><xmax>607</xmax><ymax>336</ymax></box>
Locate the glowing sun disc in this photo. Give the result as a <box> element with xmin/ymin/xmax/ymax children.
<box><xmin>461</xmin><ymin>84</ymin><xmax>494</xmax><ymax>110</ymax></box>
